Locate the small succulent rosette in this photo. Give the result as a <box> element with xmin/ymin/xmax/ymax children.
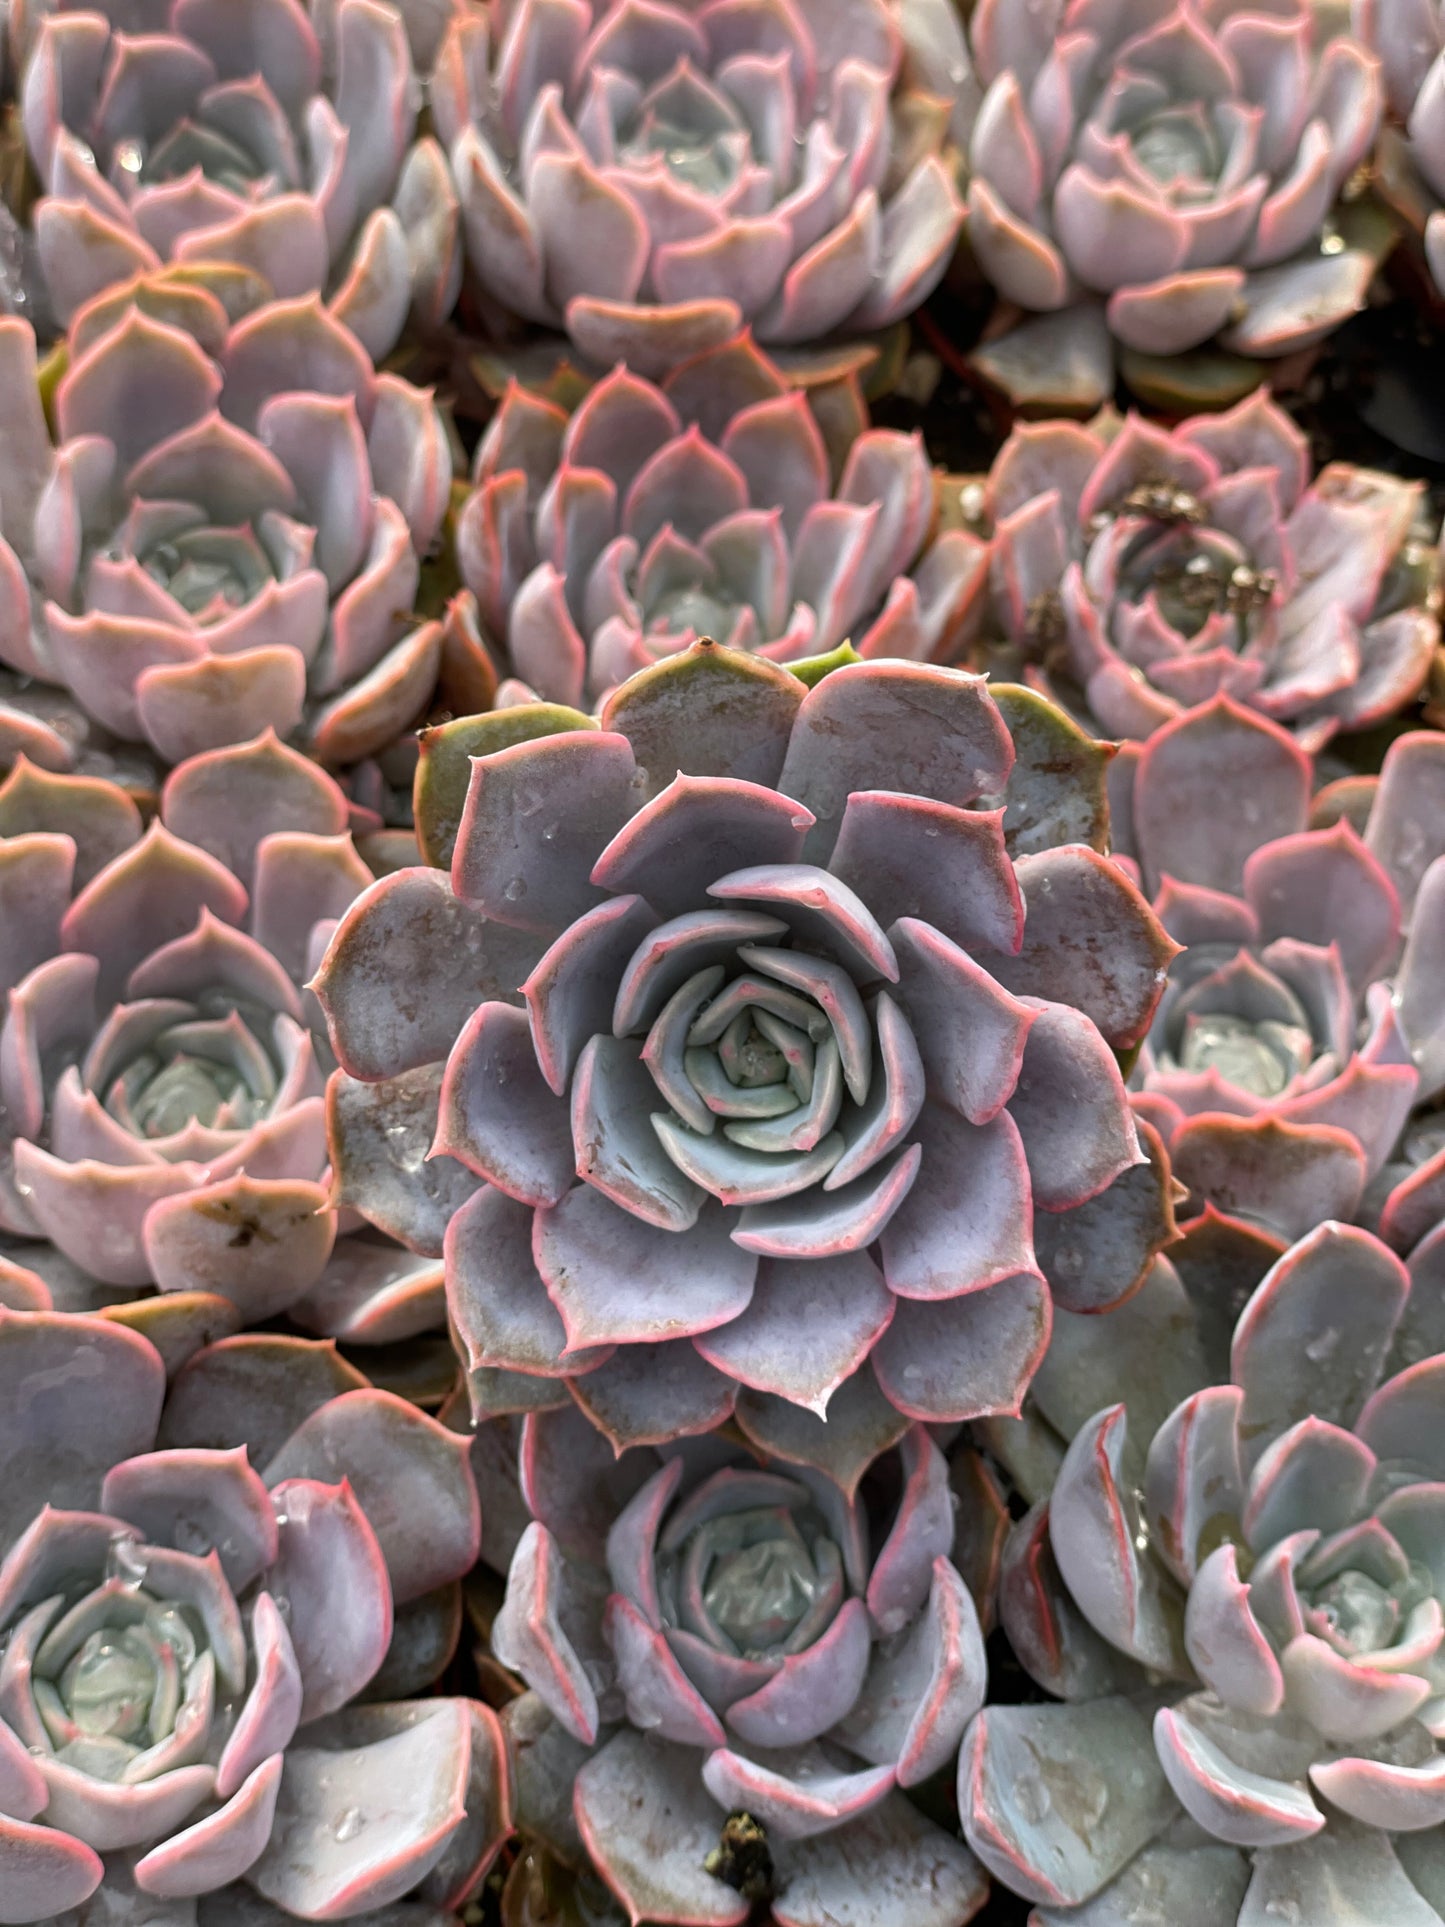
<box><xmin>0</xmin><ymin>291</ymin><xmax>458</xmax><ymax>780</ymax></box>
<box><xmin>14</xmin><ymin>0</ymin><xmax>459</xmax><ymax>354</ymax></box>
<box><xmin>487</xmin><ymin>1401</ymin><xmax>990</xmax><ymax>1927</ymax></box>
<box><xmin>0</xmin><ymin>1309</ymin><xmax>505</xmax><ymax>1922</ymax></box>
<box><xmin>962</xmin><ymin>1219</ymin><xmax>1445</xmax><ymax>1927</ymax></box>
<box><xmin>983</xmin><ymin>395</ymin><xmax>1442</xmax><ymax>748</ymax></box>
<box><xmin>314</xmin><ymin>645</ymin><xmax>1183</xmax><ymax>1475</ymax></box>
<box><xmin>1355</xmin><ymin>0</ymin><xmax>1445</xmax><ymax>294</ymax></box>
<box><xmin>429</xmin><ymin>0</ymin><xmax>967</xmax><ymax>377</ymax></box>
<box><xmin>457</xmin><ymin>335</ymin><xmax>990</xmax><ymax>708</ymax></box>
<box><xmin>1110</xmin><ymin>697</ymin><xmax>1445</xmax><ymax>1242</ymax></box>
<box><xmin>961</xmin><ymin>0</ymin><xmax>1384</xmax><ymax>396</ymax></box>
<box><xmin>0</xmin><ymin>730</ymin><xmax>448</xmax><ymax>1351</ymax></box>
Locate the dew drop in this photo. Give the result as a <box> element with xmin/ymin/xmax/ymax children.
<box><xmin>106</xmin><ymin>1530</ymin><xmax>147</xmax><ymax>1592</ymax></box>
<box><xmin>504</xmin><ymin>877</ymin><xmax>526</xmax><ymax>901</ymax></box>
<box><xmin>1304</xmin><ymin>1326</ymin><xmax>1339</xmax><ymax>1364</ymax></box>
<box><xmin>1013</xmin><ymin>1773</ymin><xmax>1051</xmax><ymax>1824</ymax></box>
<box><xmin>333</xmin><ymin>1806</ymin><xmax>364</xmax><ymax>1842</ymax></box>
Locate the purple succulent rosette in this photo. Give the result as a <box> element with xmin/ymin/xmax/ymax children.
<box><xmin>961</xmin><ymin>1219</ymin><xmax>1445</xmax><ymax>1927</ymax></box>
<box><xmin>488</xmin><ymin>1402</ymin><xmax>990</xmax><ymax>1927</ymax></box>
<box><xmin>457</xmin><ymin>335</ymin><xmax>990</xmax><ymax>709</ymax></box>
<box><xmin>1111</xmin><ymin>697</ymin><xmax>1445</xmax><ymax>1241</ymax></box>
<box><xmin>985</xmin><ymin>394</ymin><xmax>1442</xmax><ymax>748</ymax></box>
<box><xmin>314</xmin><ymin>644</ymin><xmax>1182</xmax><ymax>1470</ymax></box>
<box><xmin>0</xmin><ymin>293</ymin><xmax>453</xmax><ymax>778</ymax></box>
<box><xmin>0</xmin><ymin>1309</ymin><xmax>505</xmax><ymax>1921</ymax></box>
<box><xmin>962</xmin><ymin>0</ymin><xmax>1383</xmax><ymax>391</ymax></box>
<box><xmin>14</xmin><ymin>0</ymin><xmax>460</xmax><ymax>354</ymax></box>
<box><xmin>0</xmin><ymin>729</ymin><xmax>450</xmax><ymax>1349</ymax></box>
<box><xmin>429</xmin><ymin>0</ymin><xmax>966</xmax><ymax>377</ymax></box>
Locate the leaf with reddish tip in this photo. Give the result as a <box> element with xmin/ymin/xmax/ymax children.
<box><xmin>574</xmin><ymin>1730</ymin><xmax>750</xmax><ymax>1927</ymax></box>
<box><xmin>142</xmin><ymin>1176</ymin><xmax>334</xmax><ymax>1321</ymax></box>
<box><xmin>959</xmin><ymin>1698</ymin><xmax>1177</xmax><ymax>1908</ymax></box>
<box><xmin>326</xmin><ymin>1064</ymin><xmax>479</xmax><ymax>1257</ymax></box>
<box><xmin>600</xmin><ymin>641</ymin><xmax>804</xmax><ymax>800</ymax></box>
<box><xmin>314</xmin><ymin>867</ymin><xmax>547</xmax><ymax>1082</ymax></box>
<box><xmin>249</xmin><ymin>1699</ymin><xmax>475</xmax><ymax>1917</ymax></box>
<box><xmin>264</xmin><ymin>1389</ymin><xmax>479</xmax><ymax>1602</ymax></box>
<box><xmin>777</xmin><ymin>660</ymin><xmax>1013</xmax><ymax>863</ymax></box>
<box><xmin>159</xmin><ymin>1334</ymin><xmax>369</xmax><ymax>1460</ymax></box>
<box><xmin>1171</xmin><ymin>1115</ymin><xmax>1366</xmax><ymax>1243</ymax></box>
<box><xmin>991</xmin><ymin>847</ymin><xmax>1179</xmax><ymax>1050</ymax></box>
<box><xmin>267</xmin><ymin>1477</ymin><xmax>393</xmax><ymax>1720</ymax></box>
<box><xmin>1132</xmin><ymin>698</ymin><xmax>1311</xmax><ymax>897</ymax></box>
<box><xmin>415</xmin><ymin>704</ymin><xmax>597</xmax><ymax>871</ymax></box>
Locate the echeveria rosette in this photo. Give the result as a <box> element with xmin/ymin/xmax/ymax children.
<box><xmin>429</xmin><ymin>0</ymin><xmax>967</xmax><ymax>378</ymax></box>
<box><xmin>961</xmin><ymin>1219</ymin><xmax>1445</xmax><ymax>1927</ymax></box>
<box><xmin>488</xmin><ymin>1405</ymin><xmax>990</xmax><ymax>1927</ymax></box>
<box><xmin>314</xmin><ymin>644</ymin><xmax>1182</xmax><ymax>1468</ymax></box>
<box><xmin>0</xmin><ymin>729</ymin><xmax>442</xmax><ymax>1350</ymax></box>
<box><xmin>15</xmin><ymin>0</ymin><xmax>460</xmax><ymax>357</ymax></box>
<box><xmin>0</xmin><ymin>292</ymin><xmax>456</xmax><ymax>779</ymax></box>
<box><xmin>963</xmin><ymin>0</ymin><xmax>1383</xmax><ymax>395</ymax></box>
<box><xmin>0</xmin><ymin>1309</ymin><xmax>504</xmax><ymax>1922</ymax></box>
<box><xmin>457</xmin><ymin>336</ymin><xmax>990</xmax><ymax>709</ymax></box>
<box><xmin>985</xmin><ymin>393</ymin><xmax>1442</xmax><ymax>749</ymax></box>
<box><xmin>1112</xmin><ymin>697</ymin><xmax>1445</xmax><ymax>1242</ymax></box>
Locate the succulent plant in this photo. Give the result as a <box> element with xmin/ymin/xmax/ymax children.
<box><xmin>0</xmin><ymin>1308</ymin><xmax>504</xmax><ymax>1921</ymax></box>
<box><xmin>0</xmin><ymin>293</ymin><xmax>458</xmax><ymax>780</ymax></box>
<box><xmin>0</xmin><ymin>729</ymin><xmax>454</xmax><ymax>1352</ymax></box>
<box><xmin>14</xmin><ymin>0</ymin><xmax>459</xmax><ymax>355</ymax></box>
<box><xmin>983</xmin><ymin>394</ymin><xmax>1441</xmax><ymax>747</ymax></box>
<box><xmin>457</xmin><ymin>335</ymin><xmax>990</xmax><ymax>708</ymax></box>
<box><xmin>1354</xmin><ymin>0</ymin><xmax>1445</xmax><ymax>293</ymax></box>
<box><xmin>962</xmin><ymin>1218</ymin><xmax>1445</xmax><ymax>1927</ymax></box>
<box><xmin>963</xmin><ymin>0</ymin><xmax>1383</xmax><ymax>394</ymax></box>
<box><xmin>1110</xmin><ymin>697</ymin><xmax>1445</xmax><ymax>1242</ymax></box>
<box><xmin>487</xmin><ymin>1399</ymin><xmax>992</xmax><ymax>1927</ymax></box>
<box><xmin>314</xmin><ymin>643</ymin><xmax>1182</xmax><ymax>1472</ymax></box>
<box><xmin>429</xmin><ymin>0</ymin><xmax>967</xmax><ymax>377</ymax></box>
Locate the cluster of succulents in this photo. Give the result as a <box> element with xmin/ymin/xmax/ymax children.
<box><xmin>5</xmin><ymin>1</ymin><xmax>1445</xmax><ymax>1924</ymax></box>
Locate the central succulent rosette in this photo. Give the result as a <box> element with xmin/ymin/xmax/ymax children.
<box><xmin>317</xmin><ymin>646</ymin><xmax>1180</xmax><ymax>1456</ymax></box>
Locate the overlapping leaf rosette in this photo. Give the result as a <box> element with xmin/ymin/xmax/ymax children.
<box><xmin>983</xmin><ymin>394</ymin><xmax>1442</xmax><ymax>748</ymax></box>
<box><xmin>962</xmin><ymin>0</ymin><xmax>1384</xmax><ymax>399</ymax></box>
<box><xmin>485</xmin><ymin>1399</ymin><xmax>990</xmax><ymax>1927</ymax></box>
<box><xmin>314</xmin><ymin>644</ymin><xmax>1183</xmax><ymax>1472</ymax></box>
<box><xmin>1109</xmin><ymin>697</ymin><xmax>1445</xmax><ymax>1242</ymax></box>
<box><xmin>962</xmin><ymin>1218</ymin><xmax>1445</xmax><ymax>1927</ymax></box>
<box><xmin>0</xmin><ymin>291</ymin><xmax>456</xmax><ymax>780</ymax></box>
<box><xmin>0</xmin><ymin>1308</ymin><xmax>506</xmax><ymax>1921</ymax></box>
<box><xmin>0</xmin><ymin>729</ymin><xmax>452</xmax><ymax>1352</ymax></box>
<box><xmin>428</xmin><ymin>0</ymin><xmax>967</xmax><ymax>376</ymax></box>
<box><xmin>456</xmin><ymin>336</ymin><xmax>990</xmax><ymax>709</ymax></box>
<box><xmin>13</xmin><ymin>0</ymin><xmax>460</xmax><ymax>354</ymax></box>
